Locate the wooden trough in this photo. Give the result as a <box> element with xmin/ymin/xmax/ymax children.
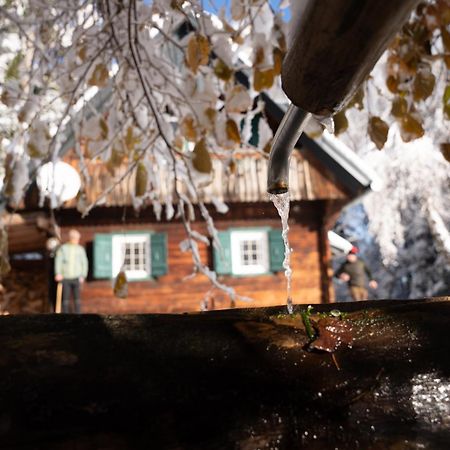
<box><xmin>0</xmin><ymin>298</ymin><xmax>449</xmax><ymax>449</ymax></box>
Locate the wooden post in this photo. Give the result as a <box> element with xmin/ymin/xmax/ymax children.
<box><xmin>55</xmin><ymin>282</ymin><xmax>62</xmax><ymax>313</ymax></box>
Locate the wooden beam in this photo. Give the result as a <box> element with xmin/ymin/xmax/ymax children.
<box><xmin>0</xmin><ymin>298</ymin><xmax>449</xmax><ymax>449</ymax></box>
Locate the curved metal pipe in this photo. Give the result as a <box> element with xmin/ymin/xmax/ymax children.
<box><xmin>267</xmin><ymin>104</ymin><xmax>311</xmax><ymax>194</ymax></box>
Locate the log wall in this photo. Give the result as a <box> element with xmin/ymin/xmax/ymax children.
<box><xmin>57</xmin><ymin>202</ymin><xmax>327</xmax><ymax>313</ymax></box>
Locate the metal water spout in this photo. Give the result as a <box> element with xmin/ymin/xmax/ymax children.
<box><xmin>267</xmin><ymin>0</ymin><xmax>420</xmax><ymax>195</ymax></box>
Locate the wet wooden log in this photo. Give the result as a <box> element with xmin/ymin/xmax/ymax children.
<box><xmin>1</xmin><ymin>298</ymin><xmax>450</xmax><ymax>449</ymax></box>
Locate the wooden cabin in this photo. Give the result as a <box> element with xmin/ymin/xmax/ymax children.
<box><xmin>2</xmin><ymin>103</ymin><xmax>379</xmax><ymax>314</ymax></box>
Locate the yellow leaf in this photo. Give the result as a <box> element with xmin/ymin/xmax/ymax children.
<box><xmin>214</xmin><ymin>59</ymin><xmax>233</xmax><ymax>81</ymax></box>
<box><xmin>273</xmin><ymin>48</ymin><xmax>283</xmax><ymax>76</ymax></box>
<box><xmin>440</xmin><ymin>143</ymin><xmax>450</xmax><ymax>162</ymax></box>
<box><xmin>226</xmin><ymin>119</ymin><xmax>240</xmax><ymax>144</ymax></box>
<box><xmin>135</xmin><ymin>162</ymin><xmax>148</xmax><ymax>197</ymax></box>
<box><xmin>391</xmin><ymin>97</ymin><xmax>408</xmax><ymax>118</ymax></box>
<box><xmin>180</xmin><ymin>115</ymin><xmax>197</xmax><ymax>142</ymax></box>
<box><xmin>113</xmin><ymin>271</ymin><xmax>128</xmax><ymax>299</ymax></box>
<box><xmin>386</xmin><ymin>75</ymin><xmax>399</xmax><ymax>94</ymax></box>
<box><xmin>99</xmin><ymin>118</ymin><xmax>108</xmax><ymax>140</ymax></box>
<box><xmin>106</xmin><ymin>147</ymin><xmax>124</xmax><ymax>175</ymax></box>
<box><xmin>400</xmin><ymin>113</ymin><xmax>424</xmax><ymax>142</ymax></box>
<box><xmin>253</xmin><ymin>68</ymin><xmax>275</xmax><ymax>92</ymax></box>
<box><xmin>444</xmin><ymin>85</ymin><xmax>450</xmax><ymax>120</ymax></box>
<box><xmin>186</xmin><ymin>34</ymin><xmax>210</xmax><ymax>74</ymax></box>
<box><xmin>333</xmin><ymin>110</ymin><xmax>348</xmax><ymax>135</ymax></box>
<box><xmin>413</xmin><ymin>70</ymin><xmax>435</xmax><ymax>101</ymax></box>
<box><xmin>88</xmin><ymin>63</ymin><xmax>109</xmax><ymax>87</ymax></box>
<box><xmin>205</xmin><ymin>107</ymin><xmax>217</xmax><ymax>123</ymax></box>
<box><xmin>125</xmin><ymin>126</ymin><xmax>140</xmax><ymax>152</ymax></box>
<box><xmin>368</xmin><ymin>116</ymin><xmax>389</xmax><ymax>150</ymax></box>
<box><xmin>27</xmin><ymin>142</ymin><xmax>42</xmax><ymax>158</ymax></box>
<box><xmin>192</xmin><ymin>138</ymin><xmax>212</xmax><ymax>174</ymax></box>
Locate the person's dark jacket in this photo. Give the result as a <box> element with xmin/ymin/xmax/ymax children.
<box><xmin>335</xmin><ymin>259</ymin><xmax>373</xmax><ymax>287</ymax></box>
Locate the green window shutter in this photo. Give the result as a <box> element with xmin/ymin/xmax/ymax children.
<box><xmin>248</xmin><ymin>113</ymin><xmax>261</xmax><ymax>147</ymax></box>
<box><xmin>93</xmin><ymin>234</ymin><xmax>113</xmax><ymax>279</ymax></box>
<box><xmin>269</xmin><ymin>229</ymin><xmax>284</xmax><ymax>272</ymax></box>
<box><xmin>151</xmin><ymin>232</ymin><xmax>168</xmax><ymax>277</ymax></box>
<box><xmin>213</xmin><ymin>231</ymin><xmax>232</xmax><ymax>275</ymax></box>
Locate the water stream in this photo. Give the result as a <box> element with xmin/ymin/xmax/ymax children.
<box><xmin>269</xmin><ymin>192</ymin><xmax>293</xmax><ymax>314</ymax></box>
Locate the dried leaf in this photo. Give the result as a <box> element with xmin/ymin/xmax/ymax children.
<box><xmin>5</xmin><ymin>53</ymin><xmax>23</xmax><ymax>80</ymax></box>
<box><xmin>444</xmin><ymin>85</ymin><xmax>450</xmax><ymax>120</ymax></box>
<box><xmin>441</xmin><ymin>143</ymin><xmax>450</xmax><ymax>162</ymax></box>
<box><xmin>186</xmin><ymin>34</ymin><xmax>210</xmax><ymax>74</ymax></box>
<box><xmin>27</xmin><ymin>143</ymin><xmax>42</xmax><ymax>158</ymax></box>
<box><xmin>226</xmin><ymin>119</ymin><xmax>240</xmax><ymax>144</ymax></box>
<box><xmin>231</xmin><ymin>0</ymin><xmax>245</xmax><ymax>21</ymax></box>
<box><xmin>214</xmin><ymin>59</ymin><xmax>233</xmax><ymax>81</ymax></box>
<box><xmin>386</xmin><ymin>75</ymin><xmax>399</xmax><ymax>93</ymax></box>
<box><xmin>107</xmin><ymin>147</ymin><xmax>123</xmax><ymax>175</ymax></box>
<box><xmin>99</xmin><ymin>118</ymin><xmax>108</xmax><ymax>140</ymax></box>
<box><xmin>253</xmin><ymin>68</ymin><xmax>275</xmax><ymax>92</ymax></box>
<box><xmin>413</xmin><ymin>70</ymin><xmax>435</xmax><ymax>101</ymax></box>
<box><xmin>88</xmin><ymin>63</ymin><xmax>109</xmax><ymax>87</ymax></box>
<box><xmin>441</xmin><ymin>26</ymin><xmax>450</xmax><ymax>52</ymax></box>
<box><xmin>391</xmin><ymin>97</ymin><xmax>408</xmax><ymax>118</ymax></box>
<box><xmin>400</xmin><ymin>113</ymin><xmax>425</xmax><ymax>142</ymax></box>
<box><xmin>125</xmin><ymin>126</ymin><xmax>140</xmax><ymax>152</ymax></box>
<box><xmin>135</xmin><ymin>162</ymin><xmax>148</xmax><ymax>197</ymax></box>
<box><xmin>192</xmin><ymin>138</ymin><xmax>212</xmax><ymax>174</ymax></box>
<box><xmin>113</xmin><ymin>271</ymin><xmax>128</xmax><ymax>299</ymax></box>
<box><xmin>333</xmin><ymin>110</ymin><xmax>348</xmax><ymax>135</ymax></box>
<box><xmin>368</xmin><ymin>116</ymin><xmax>389</xmax><ymax>150</ymax></box>
<box><xmin>180</xmin><ymin>115</ymin><xmax>197</xmax><ymax>142</ymax></box>
<box><xmin>273</xmin><ymin>48</ymin><xmax>283</xmax><ymax>76</ymax></box>
<box><xmin>309</xmin><ymin>317</ymin><xmax>353</xmax><ymax>353</ymax></box>
<box><xmin>204</xmin><ymin>107</ymin><xmax>217</xmax><ymax>124</ymax></box>
<box><xmin>0</xmin><ymin>227</ymin><xmax>11</xmax><ymax>277</ymax></box>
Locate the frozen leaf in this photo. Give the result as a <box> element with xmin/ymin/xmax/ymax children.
<box><xmin>113</xmin><ymin>271</ymin><xmax>128</xmax><ymax>299</ymax></box>
<box><xmin>441</xmin><ymin>143</ymin><xmax>450</xmax><ymax>162</ymax></box>
<box><xmin>180</xmin><ymin>115</ymin><xmax>198</xmax><ymax>142</ymax></box>
<box><xmin>413</xmin><ymin>69</ymin><xmax>435</xmax><ymax>101</ymax></box>
<box><xmin>400</xmin><ymin>113</ymin><xmax>425</xmax><ymax>142</ymax></box>
<box><xmin>186</xmin><ymin>34</ymin><xmax>210</xmax><ymax>74</ymax></box>
<box><xmin>225</xmin><ymin>85</ymin><xmax>252</xmax><ymax>113</ymax></box>
<box><xmin>368</xmin><ymin>116</ymin><xmax>389</xmax><ymax>150</ymax></box>
<box><xmin>135</xmin><ymin>162</ymin><xmax>148</xmax><ymax>197</ymax></box>
<box><xmin>444</xmin><ymin>85</ymin><xmax>450</xmax><ymax>120</ymax></box>
<box><xmin>253</xmin><ymin>68</ymin><xmax>275</xmax><ymax>92</ymax></box>
<box><xmin>27</xmin><ymin>143</ymin><xmax>42</xmax><ymax>158</ymax></box>
<box><xmin>391</xmin><ymin>97</ymin><xmax>408</xmax><ymax>118</ymax></box>
<box><xmin>107</xmin><ymin>148</ymin><xmax>124</xmax><ymax>175</ymax></box>
<box><xmin>231</xmin><ymin>0</ymin><xmax>245</xmax><ymax>21</ymax></box>
<box><xmin>214</xmin><ymin>59</ymin><xmax>233</xmax><ymax>81</ymax></box>
<box><xmin>5</xmin><ymin>53</ymin><xmax>23</xmax><ymax>80</ymax></box>
<box><xmin>226</xmin><ymin>119</ymin><xmax>240</xmax><ymax>144</ymax></box>
<box><xmin>333</xmin><ymin>110</ymin><xmax>348</xmax><ymax>135</ymax></box>
<box><xmin>125</xmin><ymin>126</ymin><xmax>140</xmax><ymax>152</ymax></box>
<box><xmin>192</xmin><ymin>138</ymin><xmax>212</xmax><ymax>174</ymax></box>
<box><xmin>88</xmin><ymin>63</ymin><xmax>109</xmax><ymax>87</ymax></box>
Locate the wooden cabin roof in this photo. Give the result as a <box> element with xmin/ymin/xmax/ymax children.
<box><xmin>63</xmin><ymin>149</ymin><xmax>349</xmax><ymax>209</ymax></box>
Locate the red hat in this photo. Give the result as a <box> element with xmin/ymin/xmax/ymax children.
<box><xmin>349</xmin><ymin>246</ymin><xmax>359</xmax><ymax>254</ymax></box>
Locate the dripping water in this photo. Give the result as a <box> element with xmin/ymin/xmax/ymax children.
<box><xmin>269</xmin><ymin>192</ymin><xmax>293</xmax><ymax>314</ymax></box>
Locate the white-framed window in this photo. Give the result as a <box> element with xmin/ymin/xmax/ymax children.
<box><xmin>230</xmin><ymin>230</ymin><xmax>270</xmax><ymax>275</ymax></box>
<box><xmin>112</xmin><ymin>234</ymin><xmax>151</xmax><ymax>280</ymax></box>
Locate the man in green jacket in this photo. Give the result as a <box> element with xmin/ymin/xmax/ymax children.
<box><xmin>54</xmin><ymin>229</ymin><xmax>89</xmax><ymax>313</ymax></box>
<box><xmin>335</xmin><ymin>246</ymin><xmax>378</xmax><ymax>301</ymax></box>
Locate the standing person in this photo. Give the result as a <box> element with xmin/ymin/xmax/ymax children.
<box><xmin>335</xmin><ymin>246</ymin><xmax>378</xmax><ymax>301</ymax></box>
<box><xmin>54</xmin><ymin>229</ymin><xmax>88</xmax><ymax>313</ymax></box>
